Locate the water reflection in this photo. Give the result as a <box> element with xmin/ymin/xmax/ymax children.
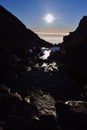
<box><xmin>27</xmin><ymin>47</ymin><xmax>59</xmax><ymax>72</ymax></box>
<box><xmin>41</xmin><ymin>62</ymin><xmax>58</xmax><ymax>72</ymax></box>
<box><xmin>39</xmin><ymin>47</ymin><xmax>60</xmax><ymax>60</ymax></box>
<box><xmin>40</xmin><ymin>50</ymin><xmax>51</xmax><ymax>60</ymax></box>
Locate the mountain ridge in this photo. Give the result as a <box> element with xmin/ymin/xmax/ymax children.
<box><xmin>61</xmin><ymin>16</ymin><xmax>87</xmax><ymax>84</ymax></box>
<box><xmin>0</xmin><ymin>5</ymin><xmax>51</xmax><ymax>49</ymax></box>
<box><xmin>61</xmin><ymin>16</ymin><xmax>87</xmax><ymax>50</ymax></box>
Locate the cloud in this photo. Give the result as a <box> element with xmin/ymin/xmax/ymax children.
<box><xmin>35</xmin><ymin>30</ymin><xmax>70</xmax><ymax>44</ymax></box>
<box><xmin>39</xmin><ymin>34</ymin><xmax>63</xmax><ymax>44</ymax></box>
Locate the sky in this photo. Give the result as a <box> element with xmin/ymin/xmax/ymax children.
<box><xmin>0</xmin><ymin>0</ymin><xmax>87</xmax><ymax>44</ymax></box>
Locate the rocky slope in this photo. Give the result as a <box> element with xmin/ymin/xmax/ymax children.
<box><xmin>61</xmin><ymin>16</ymin><xmax>87</xmax><ymax>51</ymax></box>
<box><xmin>60</xmin><ymin>16</ymin><xmax>87</xmax><ymax>86</ymax></box>
<box><xmin>0</xmin><ymin>5</ymin><xmax>51</xmax><ymax>49</ymax></box>
<box><xmin>0</xmin><ymin>5</ymin><xmax>52</xmax><ymax>86</ymax></box>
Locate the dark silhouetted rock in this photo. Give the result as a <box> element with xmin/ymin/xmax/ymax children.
<box><xmin>56</xmin><ymin>101</ymin><xmax>87</xmax><ymax>130</ymax></box>
<box><xmin>60</xmin><ymin>16</ymin><xmax>87</xmax><ymax>85</ymax></box>
<box><xmin>0</xmin><ymin>5</ymin><xmax>52</xmax><ymax>92</ymax></box>
<box><xmin>0</xmin><ymin>5</ymin><xmax>51</xmax><ymax>49</ymax></box>
<box><xmin>61</xmin><ymin>16</ymin><xmax>87</xmax><ymax>51</ymax></box>
<box><xmin>39</xmin><ymin>115</ymin><xmax>56</xmax><ymax>130</ymax></box>
<box><xmin>4</xmin><ymin>115</ymin><xmax>39</xmax><ymax>130</ymax></box>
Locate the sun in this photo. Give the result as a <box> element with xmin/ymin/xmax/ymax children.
<box><xmin>44</xmin><ymin>14</ymin><xmax>54</xmax><ymax>23</ymax></box>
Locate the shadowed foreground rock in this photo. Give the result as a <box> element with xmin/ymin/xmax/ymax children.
<box><xmin>61</xmin><ymin>16</ymin><xmax>87</xmax><ymax>85</ymax></box>
<box><xmin>0</xmin><ymin>87</ymin><xmax>57</xmax><ymax>130</ymax></box>
<box><xmin>56</xmin><ymin>101</ymin><xmax>87</xmax><ymax>130</ymax></box>
<box><xmin>0</xmin><ymin>5</ymin><xmax>51</xmax><ymax>90</ymax></box>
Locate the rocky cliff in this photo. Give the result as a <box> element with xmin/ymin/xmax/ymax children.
<box><xmin>61</xmin><ymin>16</ymin><xmax>87</xmax><ymax>84</ymax></box>
<box><xmin>0</xmin><ymin>5</ymin><xmax>51</xmax><ymax>49</ymax></box>
<box><xmin>61</xmin><ymin>16</ymin><xmax>87</xmax><ymax>51</ymax></box>
<box><xmin>0</xmin><ymin>5</ymin><xmax>52</xmax><ymax>85</ymax></box>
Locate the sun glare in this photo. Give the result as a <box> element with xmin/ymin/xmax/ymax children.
<box><xmin>44</xmin><ymin>14</ymin><xmax>54</xmax><ymax>23</ymax></box>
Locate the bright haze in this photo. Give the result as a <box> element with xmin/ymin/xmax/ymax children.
<box><xmin>0</xmin><ymin>0</ymin><xmax>87</xmax><ymax>44</ymax></box>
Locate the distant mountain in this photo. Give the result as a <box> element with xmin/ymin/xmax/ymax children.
<box><xmin>61</xmin><ymin>16</ymin><xmax>87</xmax><ymax>84</ymax></box>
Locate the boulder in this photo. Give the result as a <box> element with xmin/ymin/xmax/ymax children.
<box><xmin>56</xmin><ymin>101</ymin><xmax>87</xmax><ymax>130</ymax></box>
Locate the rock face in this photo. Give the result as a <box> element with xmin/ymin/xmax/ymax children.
<box><xmin>61</xmin><ymin>16</ymin><xmax>87</xmax><ymax>50</ymax></box>
<box><xmin>56</xmin><ymin>101</ymin><xmax>87</xmax><ymax>130</ymax></box>
<box><xmin>0</xmin><ymin>86</ymin><xmax>56</xmax><ymax>130</ymax></box>
<box><xmin>0</xmin><ymin>5</ymin><xmax>51</xmax><ymax>86</ymax></box>
<box><xmin>61</xmin><ymin>16</ymin><xmax>87</xmax><ymax>84</ymax></box>
<box><xmin>0</xmin><ymin>5</ymin><xmax>51</xmax><ymax>48</ymax></box>
<box><xmin>65</xmin><ymin>101</ymin><xmax>87</xmax><ymax>114</ymax></box>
